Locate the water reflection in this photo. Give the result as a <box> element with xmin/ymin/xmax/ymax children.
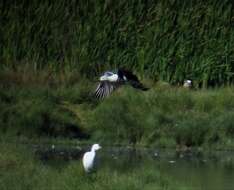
<box><xmin>35</xmin><ymin>145</ymin><xmax>234</xmax><ymax>190</ymax></box>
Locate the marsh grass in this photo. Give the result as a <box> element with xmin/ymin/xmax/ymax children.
<box><xmin>0</xmin><ymin>70</ymin><xmax>93</xmax><ymax>139</ymax></box>
<box><xmin>0</xmin><ymin>143</ymin><xmax>175</xmax><ymax>190</ymax></box>
<box><xmin>90</xmin><ymin>84</ymin><xmax>234</xmax><ymax>148</ymax></box>
<box><xmin>1</xmin><ymin>70</ymin><xmax>234</xmax><ymax>148</ymax></box>
<box><xmin>1</xmin><ymin>0</ymin><xmax>234</xmax><ymax>86</ymax></box>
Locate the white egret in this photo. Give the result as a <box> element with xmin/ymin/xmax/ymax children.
<box><xmin>82</xmin><ymin>144</ymin><xmax>102</xmax><ymax>173</ymax></box>
<box><xmin>94</xmin><ymin>69</ymin><xmax>149</xmax><ymax>99</ymax></box>
<box><xmin>183</xmin><ymin>79</ymin><xmax>192</xmax><ymax>88</ymax></box>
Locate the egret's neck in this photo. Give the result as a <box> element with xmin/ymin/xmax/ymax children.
<box><xmin>91</xmin><ymin>148</ymin><xmax>96</xmax><ymax>153</ymax></box>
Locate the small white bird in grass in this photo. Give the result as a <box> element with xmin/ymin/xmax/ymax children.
<box><xmin>183</xmin><ymin>79</ymin><xmax>192</xmax><ymax>88</ymax></box>
<box><xmin>82</xmin><ymin>144</ymin><xmax>102</xmax><ymax>173</ymax></box>
<box><xmin>94</xmin><ymin>69</ymin><xmax>149</xmax><ymax>99</ymax></box>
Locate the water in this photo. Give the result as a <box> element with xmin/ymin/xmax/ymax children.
<box><xmin>35</xmin><ymin>145</ymin><xmax>234</xmax><ymax>190</ymax></box>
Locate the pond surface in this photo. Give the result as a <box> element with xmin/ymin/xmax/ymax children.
<box><xmin>35</xmin><ymin>145</ymin><xmax>234</xmax><ymax>190</ymax></box>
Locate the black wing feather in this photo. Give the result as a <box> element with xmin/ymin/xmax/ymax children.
<box><xmin>118</xmin><ymin>69</ymin><xmax>149</xmax><ymax>91</ymax></box>
<box><xmin>129</xmin><ymin>80</ymin><xmax>149</xmax><ymax>91</ymax></box>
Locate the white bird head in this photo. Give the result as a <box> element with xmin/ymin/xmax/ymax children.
<box><xmin>100</xmin><ymin>75</ymin><xmax>107</xmax><ymax>81</ymax></box>
<box><xmin>100</xmin><ymin>71</ymin><xmax>112</xmax><ymax>81</ymax></box>
<box><xmin>183</xmin><ymin>79</ymin><xmax>192</xmax><ymax>88</ymax></box>
<box><xmin>91</xmin><ymin>144</ymin><xmax>102</xmax><ymax>151</ymax></box>
<box><xmin>100</xmin><ymin>71</ymin><xmax>118</xmax><ymax>82</ymax></box>
<box><xmin>185</xmin><ymin>80</ymin><xmax>192</xmax><ymax>84</ymax></box>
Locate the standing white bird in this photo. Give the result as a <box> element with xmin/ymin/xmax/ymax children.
<box><xmin>82</xmin><ymin>144</ymin><xmax>102</xmax><ymax>173</ymax></box>
<box><xmin>183</xmin><ymin>79</ymin><xmax>192</xmax><ymax>88</ymax></box>
<box><xmin>94</xmin><ymin>69</ymin><xmax>149</xmax><ymax>99</ymax></box>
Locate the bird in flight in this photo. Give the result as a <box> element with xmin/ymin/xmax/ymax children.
<box><xmin>94</xmin><ymin>69</ymin><xmax>149</xmax><ymax>99</ymax></box>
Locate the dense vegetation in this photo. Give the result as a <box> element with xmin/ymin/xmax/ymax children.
<box><xmin>1</xmin><ymin>71</ymin><xmax>234</xmax><ymax>149</ymax></box>
<box><xmin>0</xmin><ymin>143</ymin><xmax>178</xmax><ymax>190</ymax></box>
<box><xmin>1</xmin><ymin>0</ymin><xmax>234</xmax><ymax>148</ymax></box>
<box><xmin>1</xmin><ymin>1</ymin><xmax>234</xmax><ymax>189</ymax></box>
<box><xmin>1</xmin><ymin>0</ymin><xmax>234</xmax><ymax>86</ymax></box>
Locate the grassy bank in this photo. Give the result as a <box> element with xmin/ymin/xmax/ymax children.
<box><xmin>90</xmin><ymin>83</ymin><xmax>234</xmax><ymax>149</ymax></box>
<box><xmin>0</xmin><ymin>143</ymin><xmax>175</xmax><ymax>190</ymax></box>
<box><xmin>1</xmin><ymin>0</ymin><xmax>234</xmax><ymax>86</ymax></box>
<box><xmin>1</xmin><ymin>70</ymin><xmax>234</xmax><ymax>149</ymax></box>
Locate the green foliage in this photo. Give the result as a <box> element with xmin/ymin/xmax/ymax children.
<box><xmin>0</xmin><ymin>84</ymin><xmax>87</xmax><ymax>138</ymax></box>
<box><xmin>90</xmin><ymin>85</ymin><xmax>234</xmax><ymax>148</ymax></box>
<box><xmin>1</xmin><ymin>70</ymin><xmax>234</xmax><ymax>148</ymax></box>
<box><xmin>1</xmin><ymin>0</ymin><xmax>234</xmax><ymax>85</ymax></box>
<box><xmin>0</xmin><ymin>143</ymin><xmax>173</xmax><ymax>190</ymax></box>
<box><xmin>90</xmin><ymin>88</ymin><xmax>149</xmax><ymax>144</ymax></box>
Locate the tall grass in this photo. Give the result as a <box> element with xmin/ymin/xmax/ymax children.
<box><xmin>0</xmin><ymin>71</ymin><xmax>93</xmax><ymax>138</ymax></box>
<box><xmin>1</xmin><ymin>69</ymin><xmax>234</xmax><ymax>148</ymax></box>
<box><xmin>1</xmin><ymin>0</ymin><xmax>234</xmax><ymax>86</ymax></box>
<box><xmin>89</xmin><ymin>85</ymin><xmax>234</xmax><ymax>148</ymax></box>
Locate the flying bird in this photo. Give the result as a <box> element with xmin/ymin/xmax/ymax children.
<box><xmin>82</xmin><ymin>144</ymin><xmax>102</xmax><ymax>173</ymax></box>
<box><xmin>94</xmin><ymin>69</ymin><xmax>148</xmax><ymax>99</ymax></box>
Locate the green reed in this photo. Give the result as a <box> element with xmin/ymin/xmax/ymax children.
<box><xmin>1</xmin><ymin>0</ymin><xmax>234</xmax><ymax>86</ymax></box>
<box><xmin>1</xmin><ymin>69</ymin><xmax>234</xmax><ymax>148</ymax></box>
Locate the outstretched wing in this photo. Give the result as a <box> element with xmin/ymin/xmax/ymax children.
<box><xmin>118</xmin><ymin>69</ymin><xmax>149</xmax><ymax>91</ymax></box>
<box><xmin>94</xmin><ymin>81</ymin><xmax>118</xmax><ymax>99</ymax></box>
<box><xmin>128</xmin><ymin>80</ymin><xmax>149</xmax><ymax>91</ymax></box>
